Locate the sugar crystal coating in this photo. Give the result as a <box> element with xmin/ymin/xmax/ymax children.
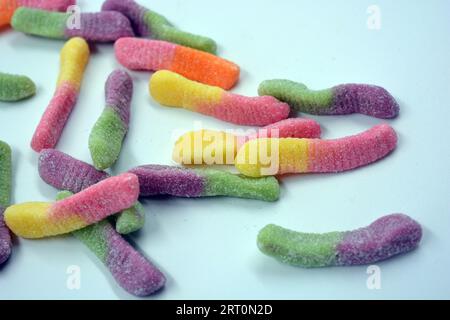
<box><xmin>0</xmin><ymin>141</ymin><xmax>12</xmax><ymax>265</ymax></box>
<box><xmin>0</xmin><ymin>72</ymin><xmax>36</xmax><ymax>102</ymax></box>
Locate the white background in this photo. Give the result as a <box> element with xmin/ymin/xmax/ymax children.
<box><xmin>0</xmin><ymin>0</ymin><xmax>449</xmax><ymax>299</ymax></box>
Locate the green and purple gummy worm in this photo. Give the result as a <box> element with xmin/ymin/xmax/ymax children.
<box><xmin>0</xmin><ymin>140</ymin><xmax>12</xmax><ymax>265</ymax></box>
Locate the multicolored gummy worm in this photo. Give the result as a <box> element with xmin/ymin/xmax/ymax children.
<box><xmin>38</xmin><ymin>149</ymin><xmax>145</xmax><ymax>235</ymax></box>
<box><xmin>31</xmin><ymin>37</ymin><xmax>89</xmax><ymax>153</ymax></box>
<box><xmin>173</xmin><ymin>118</ymin><xmax>322</xmax><ymax>165</ymax></box>
<box><xmin>89</xmin><ymin>70</ymin><xmax>133</xmax><ymax>171</ymax></box>
<box><xmin>258</xmin><ymin>79</ymin><xmax>400</xmax><ymax>119</ymax></box>
<box><xmin>57</xmin><ymin>191</ymin><xmax>165</xmax><ymax>297</ymax></box>
<box><xmin>102</xmin><ymin>0</ymin><xmax>217</xmax><ymax>53</ymax></box>
<box><xmin>128</xmin><ymin>164</ymin><xmax>280</xmax><ymax>202</ymax></box>
<box><xmin>11</xmin><ymin>7</ymin><xmax>134</xmax><ymax>42</ymax></box>
<box><xmin>0</xmin><ymin>0</ymin><xmax>75</xmax><ymax>27</ymax></box>
<box><xmin>258</xmin><ymin>214</ymin><xmax>422</xmax><ymax>267</ymax></box>
<box><xmin>0</xmin><ymin>140</ymin><xmax>12</xmax><ymax>265</ymax></box>
<box><xmin>0</xmin><ymin>71</ymin><xmax>35</xmax><ymax>102</ymax></box>
<box><xmin>115</xmin><ymin>38</ymin><xmax>239</xmax><ymax>90</ymax></box>
<box><xmin>235</xmin><ymin>124</ymin><xmax>398</xmax><ymax>177</ymax></box>
<box><xmin>4</xmin><ymin>173</ymin><xmax>140</xmax><ymax>239</ymax></box>
<box><xmin>150</xmin><ymin>71</ymin><xmax>290</xmax><ymax>126</ymax></box>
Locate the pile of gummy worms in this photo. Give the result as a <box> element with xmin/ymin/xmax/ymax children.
<box><xmin>0</xmin><ymin>0</ymin><xmax>422</xmax><ymax>297</ymax></box>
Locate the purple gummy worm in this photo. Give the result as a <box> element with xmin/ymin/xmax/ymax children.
<box><xmin>0</xmin><ymin>208</ymin><xmax>12</xmax><ymax>265</ymax></box>
<box><xmin>105</xmin><ymin>70</ymin><xmax>133</xmax><ymax>127</ymax></box>
<box><xmin>102</xmin><ymin>0</ymin><xmax>150</xmax><ymax>37</ymax></box>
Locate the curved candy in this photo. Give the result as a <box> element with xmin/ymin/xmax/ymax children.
<box><xmin>31</xmin><ymin>37</ymin><xmax>89</xmax><ymax>152</ymax></box>
<box><xmin>116</xmin><ymin>38</ymin><xmax>239</xmax><ymax>90</ymax></box>
<box><xmin>0</xmin><ymin>141</ymin><xmax>12</xmax><ymax>265</ymax></box>
<box><xmin>128</xmin><ymin>165</ymin><xmax>280</xmax><ymax>202</ymax></box>
<box><xmin>38</xmin><ymin>149</ymin><xmax>145</xmax><ymax>235</ymax></box>
<box><xmin>57</xmin><ymin>191</ymin><xmax>165</xmax><ymax>297</ymax></box>
<box><xmin>11</xmin><ymin>7</ymin><xmax>134</xmax><ymax>42</ymax></box>
<box><xmin>89</xmin><ymin>70</ymin><xmax>133</xmax><ymax>170</ymax></box>
<box><xmin>102</xmin><ymin>0</ymin><xmax>216</xmax><ymax>53</ymax></box>
<box><xmin>259</xmin><ymin>79</ymin><xmax>400</xmax><ymax>119</ymax></box>
<box><xmin>0</xmin><ymin>72</ymin><xmax>36</xmax><ymax>102</ymax></box>
<box><xmin>173</xmin><ymin>119</ymin><xmax>322</xmax><ymax>165</ymax></box>
<box><xmin>258</xmin><ymin>214</ymin><xmax>422</xmax><ymax>267</ymax></box>
<box><xmin>150</xmin><ymin>71</ymin><xmax>290</xmax><ymax>126</ymax></box>
<box><xmin>5</xmin><ymin>173</ymin><xmax>140</xmax><ymax>239</ymax></box>
<box><xmin>235</xmin><ymin>124</ymin><xmax>398</xmax><ymax>177</ymax></box>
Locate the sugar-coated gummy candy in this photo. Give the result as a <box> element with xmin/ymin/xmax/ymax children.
<box><xmin>102</xmin><ymin>0</ymin><xmax>217</xmax><ymax>53</ymax></box>
<box><xmin>0</xmin><ymin>140</ymin><xmax>12</xmax><ymax>265</ymax></box>
<box><xmin>150</xmin><ymin>71</ymin><xmax>289</xmax><ymax>126</ymax></box>
<box><xmin>38</xmin><ymin>149</ymin><xmax>145</xmax><ymax>235</ymax></box>
<box><xmin>259</xmin><ymin>79</ymin><xmax>400</xmax><ymax>119</ymax></box>
<box><xmin>128</xmin><ymin>165</ymin><xmax>280</xmax><ymax>202</ymax></box>
<box><xmin>5</xmin><ymin>173</ymin><xmax>140</xmax><ymax>238</ymax></box>
<box><xmin>56</xmin><ymin>191</ymin><xmax>165</xmax><ymax>297</ymax></box>
<box><xmin>258</xmin><ymin>214</ymin><xmax>422</xmax><ymax>267</ymax></box>
<box><xmin>89</xmin><ymin>70</ymin><xmax>133</xmax><ymax>170</ymax></box>
<box><xmin>173</xmin><ymin>118</ymin><xmax>322</xmax><ymax>165</ymax></box>
<box><xmin>11</xmin><ymin>7</ymin><xmax>134</xmax><ymax>42</ymax></box>
<box><xmin>235</xmin><ymin>124</ymin><xmax>398</xmax><ymax>177</ymax></box>
<box><xmin>0</xmin><ymin>72</ymin><xmax>36</xmax><ymax>102</ymax></box>
<box><xmin>115</xmin><ymin>38</ymin><xmax>239</xmax><ymax>90</ymax></box>
<box><xmin>31</xmin><ymin>37</ymin><xmax>89</xmax><ymax>152</ymax></box>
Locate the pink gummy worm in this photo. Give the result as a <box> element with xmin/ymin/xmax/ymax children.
<box><xmin>50</xmin><ymin>173</ymin><xmax>140</xmax><ymax>224</ymax></box>
<box><xmin>31</xmin><ymin>82</ymin><xmax>78</xmax><ymax>152</ymax></box>
<box><xmin>18</xmin><ymin>0</ymin><xmax>76</xmax><ymax>11</ymax></box>
<box><xmin>245</xmin><ymin>118</ymin><xmax>322</xmax><ymax>142</ymax></box>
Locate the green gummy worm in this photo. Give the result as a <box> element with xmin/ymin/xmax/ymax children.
<box><xmin>0</xmin><ymin>72</ymin><xmax>36</xmax><ymax>102</ymax></box>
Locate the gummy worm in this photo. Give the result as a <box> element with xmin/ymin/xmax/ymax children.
<box><xmin>31</xmin><ymin>37</ymin><xmax>89</xmax><ymax>152</ymax></box>
<box><xmin>128</xmin><ymin>164</ymin><xmax>280</xmax><ymax>202</ymax></box>
<box><xmin>11</xmin><ymin>7</ymin><xmax>134</xmax><ymax>42</ymax></box>
<box><xmin>0</xmin><ymin>72</ymin><xmax>36</xmax><ymax>102</ymax></box>
<box><xmin>4</xmin><ymin>173</ymin><xmax>140</xmax><ymax>238</ymax></box>
<box><xmin>89</xmin><ymin>70</ymin><xmax>133</xmax><ymax>171</ymax></box>
<box><xmin>102</xmin><ymin>0</ymin><xmax>217</xmax><ymax>53</ymax></box>
<box><xmin>115</xmin><ymin>38</ymin><xmax>239</xmax><ymax>90</ymax></box>
<box><xmin>173</xmin><ymin>118</ymin><xmax>322</xmax><ymax>165</ymax></box>
<box><xmin>0</xmin><ymin>140</ymin><xmax>12</xmax><ymax>265</ymax></box>
<box><xmin>258</xmin><ymin>214</ymin><xmax>422</xmax><ymax>267</ymax></box>
<box><xmin>235</xmin><ymin>124</ymin><xmax>398</xmax><ymax>177</ymax></box>
<box><xmin>57</xmin><ymin>191</ymin><xmax>165</xmax><ymax>297</ymax></box>
<box><xmin>150</xmin><ymin>70</ymin><xmax>290</xmax><ymax>126</ymax></box>
<box><xmin>259</xmin><ymin>79</ymin><xmax>400</xmax><ymax>119</ymax></box>
<box><xmin>38</xmin><ymin>149</ymin><xmax>145</xmax><ymax>235</ymax></box>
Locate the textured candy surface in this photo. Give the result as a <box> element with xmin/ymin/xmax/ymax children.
<box><xmin>89</xmin><ymin>70</ymin><xmax>133</xmax><ymax>170</ymax></box>
<box><xmin>150</xmin><ymin>71</ymin><xmax>289</xmax><ymax>126</ymax></box>
<box><xmin>116</xmin><ymin>38</ymin><xmax>238</xmax><ymax>89</ymax></box>
<box><xmin>102</xmin><ymin>0</ymin><xmax>217</xmax><ymax>53</ymax></box>
<box><xmin>0</xmin><ymin>72</ymin><xmax>36</xmax><ymax>102</ymax></box>
<box><xmin>11</xmin><ymin>7</ymin><xmax>134</xmax><ymax>42</ymax></box>
<box><xmin>235</xmin><ymin>124</ymin><xmax>398</xmax><ymax>177</ymax></box>
<box><xmin>0</xmin><ymin>208</ymin><xmax>11</xmax><ymax>265</ymax></box>
<box><xmin>173</xmin><ymin>119</ymin><xmax>322</xmax><ymax>165</ymax></box>
<box><xmin>38</xmin><ymin>149</ymin><xmax>145</xmax><ymax>234</ymax></box>
<box><xmin>5</xmin><ymin>173</ymin><xmax>140</xmax><ymax>238</ymax></box>
<box><xmin>259</xmin><ymin>79</ymin><xmax>400</xmax><ymax>119</ymax></box>
<box><xmin>57</xmin><ymin>191</ymin><xmax>165</xmax><ymax>296</ymax></box>
<box><xmin>258</xmin><ymin>214</ymin><xmax>422</xmax><ymax>267</ymax></box>
<box><xmin>0</xmin><ymin>141</ymin><xmax>12</xmax><ymax>265</ymax></box>
<box><xmin>31</xmin><ymin>38</ymin><xmax>89</xmax><ymax>152</ymax></box>
<box><xmin>128</xmin><ymin>165</ymin><xmax>280</xmax><ymax>202</ymax></box>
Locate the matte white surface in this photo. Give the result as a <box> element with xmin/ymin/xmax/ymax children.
<box><xmin>0</xmin><ymin>0</ymin><xmax>449</xmax><ymax>299</ymax></box>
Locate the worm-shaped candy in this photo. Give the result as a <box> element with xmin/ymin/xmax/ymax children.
<box><xmin>258</xmin><ymin>214</ymin><xmax>422</xmax><ymax>267</ymax></box>
<box><xmin>89</xmin><ymin>70</ymin><xmax>133</xmax><ymax>171</ymax></box>
<box><xmin>38</xmin><ymin>149</ymin><xmax>145</xmax><ymax>235</ymax></box>
<box><xmin>235</xmin><ymin>124</ymin><xmax>397</xmax><ymax>177</ymax></box>
<box><xmin>57</xmin><ymin>191</ymin><xmax>165</xmax><ymax>297</ymax></box>
<box><xmin>0</xmin><ymin>72</ymin><xmax>36</xmax><ymax>102</ymax></box>
<box><xmin>31</xmin><ymin>37</ymin><xmax>89</xmax><ymax>153</ymax></box>
<box><xmin>150</xmin><ymin>71</ymin><xmax>290</xmax><ymax>126</ymax></box>
<box><xmin>259</xmin><ymin>79</ymin><xmax>400</xmax><ymax>119</ymax></box>
<box><xmin>0</xmin><ymin>0</ymin><xmax>75</xmax><ymax>27</ymax></box>
<box><xmin>128</xmin><ymin>165</ymin><xmax>280</xmax><ymax>202</ymax></box>
<box><xmin>115</xmin><ymin>38</ymin><xmax>239</xmax><ymax>90</ymax></box>
<box><xmin>102</xmin><ymin>0</ymin><xmax>217</xmax><ymax>53</ymax></box>
<box><xmin>11</xmin><ymin>7</ymin><xmax>134</xmax><ymax>42</ymax></box>
<box><xmin>0</xmin><ymin>141</ymin><xmax>12</xmax><ymax>265</ymax></box>
<box><xmin>5</xmin><ymin>173</ymin><xmax>140</xmax><ymax>239</ymax></box>
<box><xmin>173</xmin><ymin>119</ymin><xmax>322</xmax><ymax>165</ymax></box>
